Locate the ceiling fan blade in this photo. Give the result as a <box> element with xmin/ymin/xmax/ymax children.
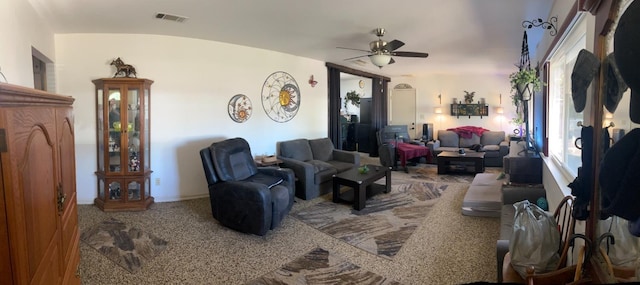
<box><xmin>385</xmin><ymin>40</ymin><xmax>405</xmax><ymax>51</ymax></box>
<box><xmin>343</xmin><ymin>55</ymin><xmax>369</xmax><ymax>61</ymax></box>
<box><xmin>391</xmin><ymin>51</ymin><xmax>429</xmax><ymax>58</ymax></box>
<box><xmin>336</xmin><ymin>47</ymin><xmax>371</xmax><ymax>53</ymax></box>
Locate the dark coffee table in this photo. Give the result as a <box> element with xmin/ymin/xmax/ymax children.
<box><xmin>332</xmin><ymin>164</ymin><xmax>391</xmax><ymax>210</ymax></box>
<box><xmin>437</xmin><ymin>151</ymin><xmax>485</xmax><ymax>174</ymax></box>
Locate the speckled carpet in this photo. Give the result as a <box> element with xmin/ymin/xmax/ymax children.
<box><xmin>245</xmin><ymin>247</ymin><xmax>402</xmax><ymax>285</ymax></box>
<box><xmin>80</xmin><ymin>217</ymin><xmax>168</xmax><ymax>273</ymax></box>
<box><xmin>77</xmin><ymin>158</ymin><xmax>502</xmax><ymax>284</ymax></box>
<box><xmin>292</xmin><ymin>181</ymin><xmax>449</xmax><ymax>259</ymax></box>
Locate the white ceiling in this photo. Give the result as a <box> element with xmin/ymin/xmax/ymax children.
<box><xmin>28</xmin><ymin>0</ymin><xmax>555</xmax><ymax>78</ymax></box>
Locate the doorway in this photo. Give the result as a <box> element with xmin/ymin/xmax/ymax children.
<box><xmin>326</xmin><ymin>63</ymin><xmax>390</xmax><ymax>156</ymax></box>
<box><xmin>390</xmin><ymin>85</ymin><xmax>417</xmax><ymax>139</ymax></box>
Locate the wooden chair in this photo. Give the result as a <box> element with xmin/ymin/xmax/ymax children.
<box><xmin>502</xmin><ymin>196</ymin><xmax>577</xmax><ymax>283</ymax></box>
<box><xmin>599</xmin><ymin>246</ymin><xmax>637</xmax><ymax>282</ymax></box>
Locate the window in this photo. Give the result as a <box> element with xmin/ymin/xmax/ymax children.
<box><xmin>547</xmin><ymin>15</ymin><xmax>587</xmax><ymax>178</ymax></box>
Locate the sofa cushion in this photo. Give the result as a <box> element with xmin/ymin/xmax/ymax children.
<box><xmin>500</xmin><ymin>204</ymin><xmax>516</xmax><ymax>239</ymax></box>
<box><xmin>436</xmin><ymin>146</ymin><xmax>460</xmax><ymax>153</ymax></box>
<box><xmin>309</xmin><ymin>138</ymin><xmax>334</xmax><ymax>161</ymax></box>
<box><xmin>280</xmin><ymin>139</ymin><xmax>313</xmax><ymax>161</ymax></box>
<box><xmin>481</xmin><ymin>131</ymin><xmax>506</xmax><ymax>146</ymax></box>
<box><xmin>314</xmin><ymin>167</ymin><xmax>337</xmax><ymax>184</ymax></box>
<box><xmin>307</xmin><ymin>160</ymin><xmax>334</xmax><ymax>173</ymax></box>
<box><xmin>472</xmin><ymin>173</ymin><xmax>503</xmax><ymax>187</ymax></box>
<box><xmin>438</xmin><ymin>131</ymin><xmax>459</xmax><ymax>147</ymax></box>
<box><xmin>459</xmin><ymin>134</ymin><xmax>481</xmax><ymax>148</ymax></box>
<box><xmin>326</xmin><ymin>160</ymin><xmax>354</xmax><ymax>172</ymax></box>
<box><xmin>482</xmin><ymin>145</ymin><xmax>501</xmax><ymax>151</ymax></box>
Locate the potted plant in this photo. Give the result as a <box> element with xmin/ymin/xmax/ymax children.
<box><xmin>509</xmin><ymin>68</ymin><xmax>543</xmax><ymax>101</ymax></box>
<box><xmin>344</xmin><ymin>90</ymin><xmax>361</xmax><ymax>109</ymax></box>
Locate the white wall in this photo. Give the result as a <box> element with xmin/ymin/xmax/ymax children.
<box><xmin>2</xmin><ymin>0</ymin><xmax>329</xmax><ymax>205</ymax></box>
<box><xmin>389</xmin><ymin>73</ymin><xmax>512</xmax><ymax>137</ymax></box>
<box><xmin>0</xmin><ymin>0</ymin><xmax>56</xmax><ymax>86</ymax></box>
<box><xmin>54</xmin><ymin>34</ymin><xmax>327</xmax><ymax>204</ymax></box>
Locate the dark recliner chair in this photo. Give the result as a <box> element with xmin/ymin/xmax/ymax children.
<box><xmin>377</xmin><ymin>125</ymin><xmax>423</xmax><ymax>169</ymax></box>
<box><xmin>199</xmin><ymin>137</ymin><xmax>295</xmax><ymax>236</ymax></box>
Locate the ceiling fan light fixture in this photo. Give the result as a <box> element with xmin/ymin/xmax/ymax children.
<box><xmin>370</xmin><ymin>54</ymin><xmax>391</xmax><ymax>68</ymax></box>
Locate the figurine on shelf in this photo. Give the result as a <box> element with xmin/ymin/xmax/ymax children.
<box><xmin>110</xmin><ymin>57</ymin><xmax>137</xmax><ymax>78</ymax></box>
<box><xmin>129</xmin><ymin>153</ymin><xmax>140</xmax><ymax>171</ymax></box>
<box><xmin>464</xmin><ymin>90</ymin><xmax>475</xmax><ymax>103</ymax></box>
<box><xmin>109</xmin><ymin>185</ymin><xmax>121</xmax><ymax>199</ymax></box>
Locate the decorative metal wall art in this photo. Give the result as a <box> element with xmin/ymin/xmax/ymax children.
<box><xmin>522</xmin><ymin>16</ymin><xmax>558</xmax><ymax>36</ymax></box>
<box><xmin>228</xmin><ymin>94</ymin><xmax>252</xmax><ymax>123</ymax></box>
<box><xmin>261</xmin><ymin>71</ymin><xmax>300</xmax><ymax>123</ymax></box>
<box><xmin>451</xmin><ymin>101</ymin><xmax>489</xmax><ymax>118</ymax></box>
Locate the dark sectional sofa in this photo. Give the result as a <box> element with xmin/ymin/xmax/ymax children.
<box><xmin>276</xmin><ymin>137</ymin><xmax>360</xmax><ymax>200</ymax></box>
<box><xmin>427</xmin><ymin>129</ymin><xmax>508</xmax><ymax>167</ymax></box>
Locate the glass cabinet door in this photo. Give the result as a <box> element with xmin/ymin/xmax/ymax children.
<box><xmin>144</xmin><ymin>88</ymin><xmax>150</xmax><ymax>171</ymax></box>
<box><xmin>97</xmin><ymin>88</ymin><xmax>105</xmax><ymax>172</ymax></box>
<box><xmin>126</xmin><ymin>87</ymin><xmax>142</xmax><ymax>173</ymax></box>
<box><xmin>127</xmin><ymin>180</ymin><xmax>141</xmax><ymax>201</ymax></box>
<box><xmin>107</xmin><ymin>87</ymin><xmax>123</xmax><ymax>173</ymax></box>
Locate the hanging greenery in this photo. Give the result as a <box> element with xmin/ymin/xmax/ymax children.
<box><xmin>344</xmin><ymin>90</ymin><xmax>361</xmax><ymax>109</ymax></box>
<box><xmin>508</xmin><ymin>68</ymin><xmax>544</xmax><ymax>131</ymax></box>
<box><xmin>509</xmin><ymin>69</ymin><xmax>544</xmax><ymax>99</ymax></box>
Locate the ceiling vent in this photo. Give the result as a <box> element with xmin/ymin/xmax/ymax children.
<box><xmin>351</xmin><ymin>59</ymin><xmax>368</xmax><ymax>66</ymax></box>
<box><xmin>155</xmin><ymin>13</ymin><xmax>188</xmax><ymax>23</ymax></box>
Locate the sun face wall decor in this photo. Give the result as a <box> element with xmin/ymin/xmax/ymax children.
<box><xmin>261</xmin><ymin>71</ymin><xmax>300</xmax><ymax>123</ymax></box>
<box><xmin>228</xmin><ymin>94</ymin><xmax>252</xmax><ymax>123</ymax></box>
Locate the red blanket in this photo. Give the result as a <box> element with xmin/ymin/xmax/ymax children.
<box><xmin>392</xmin><ymin>142</ymin><xmax>431</xmax><ymax>167</ymax></box>
<box><xmin>446</xmin><ymin>126</ymin><xmax>490</xmax><ymax>139</ymax></box>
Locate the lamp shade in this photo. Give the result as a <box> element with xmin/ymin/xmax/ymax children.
<box><xmin>496</xmin><ymin>107</ymin><xmax>504</xmax><ymax>114</ymax></box>
<box><xmin>370</xmin><ymin>54</ymin><xmax>391</xmax><ymax>67</ymax></box>
<box><xmin>434</xmin><ymin>107</ymin><xmax>443</xmax><ymax>114</ymax></box>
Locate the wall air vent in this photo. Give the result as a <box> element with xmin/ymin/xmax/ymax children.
<box><xmin>155</xmin><ymin>13</ymin><xmax>188</xmax><ymax>23</ymax></box>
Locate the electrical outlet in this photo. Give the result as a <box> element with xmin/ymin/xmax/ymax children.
<box><xmin>155</xmin><ymin>178</ymin><xmax>160</xmax><ymax>185</ymax></box>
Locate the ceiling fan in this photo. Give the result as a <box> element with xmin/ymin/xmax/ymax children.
<box><xmin>337</xmin><ymin>28</ymin><xmax>429</xmax><ymax>68</ymax></box>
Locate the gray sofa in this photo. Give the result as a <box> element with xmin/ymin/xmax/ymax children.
<box><xmin>427</xmin><ymin>129</ymin><xmax>508</xmax><ymax>167</ymax></box>
<box><xmin>277</xmin><ymin>137</ymin><xmax>360</xmax><ymax>200</ymax></box>
<box><xmin>496</xmin><ymin>185</ymin><xmax>547</xmax><ymax>283</ymax></box>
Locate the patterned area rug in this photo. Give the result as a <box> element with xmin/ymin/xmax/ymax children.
<box><xmin>246</xmin><ymin>247</ymin><xmax>402</xmax><ymax>285</ymax></box>
<box><xmin>292</xmin><ymin>181</ymin><xmax>449</xmax><ymax>259</ymax></box>
<box><xmin>80</xmin><ymin>218</ymin><xmax>168</xmax><ymax>273</ymax></box>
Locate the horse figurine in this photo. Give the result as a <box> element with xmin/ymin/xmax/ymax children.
<box><xmin>110</xmin><ymin>57</ymin><xmax>137</xmax><ymax>78</ymax></box>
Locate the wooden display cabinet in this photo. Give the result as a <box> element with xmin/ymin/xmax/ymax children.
<box><xmin>93</xmin><ymin>78</ymin><xmax>154</xmax><ymax>211</ymax></box>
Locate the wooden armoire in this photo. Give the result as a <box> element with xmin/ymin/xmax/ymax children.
<box><xmin>0</xmin><ymin>83</ymin><xmax>80</xmax><ymax>284</ymax></box>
